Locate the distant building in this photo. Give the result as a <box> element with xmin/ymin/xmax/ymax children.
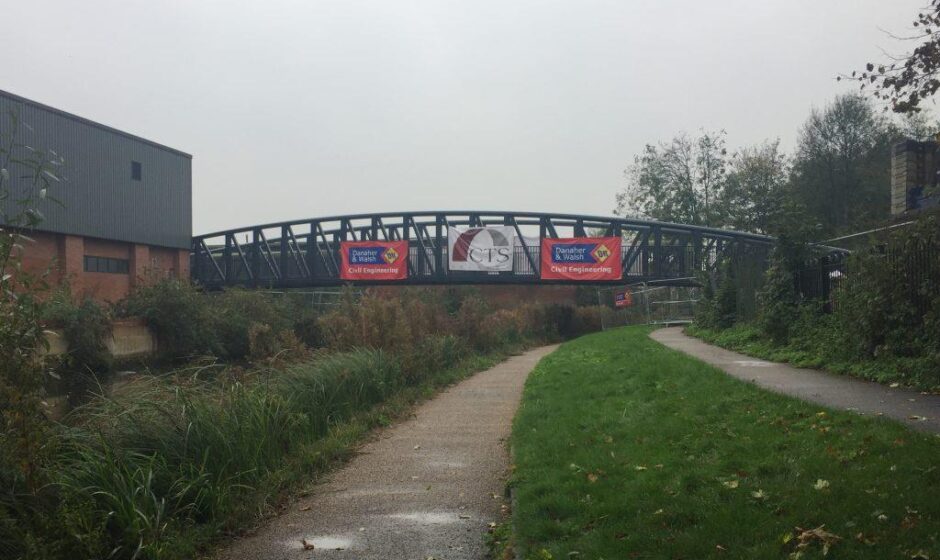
<box><xmin>0</xmin><ymin>90</ymin><xmax>192</xmax><ymax>302</ymax></box>
<box><xmin>891</xmin><ymin>139</ymin><xmax>940</xmax><ymax>217</ymax></box>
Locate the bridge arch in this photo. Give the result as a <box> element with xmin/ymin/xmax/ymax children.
<box><xmin>190</xmin><ymin>211</ymin><xmax>775</xmax><ymax>288</ymax></box>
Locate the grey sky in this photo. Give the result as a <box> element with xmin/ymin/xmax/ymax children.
<box><xmin>3</xmin><ymin>0</ymin><xmax>925</xmax><ymax>234</ymax></box>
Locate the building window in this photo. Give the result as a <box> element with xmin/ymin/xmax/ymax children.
<box><xmin>131</xmin><ymin>161</ymin><xmax>142</xmax><ymax>181</ymax></box>
<box><xmin>84</xmin><ymin>255</ymin><xmax>130</xmax><ymax>274</ymax></box>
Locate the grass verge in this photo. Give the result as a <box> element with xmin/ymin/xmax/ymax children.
<box><xmin>685</xmin><ymin>323</ymin><xmax>939</xmax><ymax>393</ymax></box>
<box><xmin>6</xmin><ymin>346</ymin><xmax>520</xmax><ymax>560</ymax></box>
<box><xmin>509</xmin><ymin>326</ymin><xmax>940</xmax><ymax>559</ymax></box>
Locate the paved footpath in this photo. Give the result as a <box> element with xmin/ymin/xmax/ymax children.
<box><xmin>217</xmin><ymin>345</ymin><xmax>558</xmax><ymax>560</ymax></box>
<box><xmin>652</xmin><ymin>327</ymin><xmax>940</xmax><ymax>434</ymax></box>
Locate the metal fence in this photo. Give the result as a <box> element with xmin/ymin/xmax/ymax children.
<box><xmin>596</xmin><ymin>284</ymin><xmax>701</xmax><ymax>329</ymax></box>
<box><xmin>797</xmin><ymin>242</ymin><xmax>939</xmax><ymax>315</ymax></box>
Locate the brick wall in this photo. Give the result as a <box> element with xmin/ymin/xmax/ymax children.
<box><xmin>12</xmin><ymin>230</ymin><xmax>189</xmax><ymax>302</ymax></box>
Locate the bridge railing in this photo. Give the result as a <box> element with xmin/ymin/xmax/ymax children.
<box><xmin>191</xmin><ymin>211</ymin><xmax>778</xmax><ymax>288</ymax></box>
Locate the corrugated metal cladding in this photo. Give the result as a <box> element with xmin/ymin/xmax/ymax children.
<box><xmin>0</xmin><ymin>90</ymin><xmax>192</xmax><ymax>249</ymax></box>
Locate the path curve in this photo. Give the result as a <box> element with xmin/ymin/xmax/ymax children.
<box><xmin>217</xmin><ymin>345</ymin><xmax>558</xmax><ymax>560</ymax></box>
<box><xmin>652</xmin><ymin>327</ymin><xmax>940</xmax><ymax>434</ymax></box>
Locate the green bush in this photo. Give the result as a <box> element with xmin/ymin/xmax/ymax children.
<box><xmin>571</xmin><ymin>305</ymin><xmax>604</xmax><ymax>335</ymax></box>
<box><xmin>119</xmin><ymin>282</ymin><xmax>306</xmax><ymax>363</ymax></box>
<box><xmin>207</xmin><ymin>289</ymin><xmax>295</xmax><ymax>360</ymax></box>
<box><xmin>42</xmin><ymin>292</ymin><xmax>113</xmax><ymax>407</ymax></box>
<box><xmin>118</xmin><ymin>280</ymin><xmax>219</xmax><ymax>361</ymax></box>
<box><xmin>756</xmin><ymin>259</ymin><xmax>799</xmax><ymax>344</ymax></box>
<box><xmin>292</xmin><ymin>308</ymin><xmax>325</xmax><ymax>349</ymax></box>
<box><xmin>695</xmin><ymin>262</ymin><xmax>738</xmax><ymax>330</ymax></box>
<box><xmin>691</xmin><ymin>217</ymin><xmax>940</xmax><ymax>390</ymax></box>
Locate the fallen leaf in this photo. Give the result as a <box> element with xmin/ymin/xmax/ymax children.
<box><xmin>791</xmin><ymin>525</ymin><xmax>841</xmax><ymax>556</ymax></box>
<box><xmin>414</xmin><ymin>445</ymin><xmax>421</xmax><ymax>450</ymax></box>
<box><xmin>751</xmin><ymin>489</ymin><xmax>768</xmax><ymax>500</ymax></box>
<box><xmin>722</xmin><ymin>480</ymin><xmax>739</xmax><ymax>489</ymax></box>
<box><xmin>587</xmin><ymin>473</ymin><xmax>598</xmax><ymax>483</ymax></box>
<box><xmin>301</xmin><ymin>539</ymin><xmax>315</xmax><ymax>550</ymax></box>
<box><xmin>299</xmin><ymin>505</ymin><xmax>311</xmax><ymax>511</ymax></box>
<box><xmin>890</xmin><ymin>383</ymin><xmax>900</xmax><ymax>388</ymax></box>
<box><xmin>813</xmin><ymin>479</ymin><xmax>830</xmax><ymax>491</ymax></box>
<box><xmin>634</xmin><ymin>465</ymin><xmax>647</xmax><ymax>471</ymax></box>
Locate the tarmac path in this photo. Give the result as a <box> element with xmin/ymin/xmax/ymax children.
<box><xmin>217</xmin><ymin>344</ymin><xmax>559</xmax><ymax>560</ymax></box>
<box><xmin>651</xmin><ymin>327</ymin><xmax>940</xmax><ymax>434</ymax></box>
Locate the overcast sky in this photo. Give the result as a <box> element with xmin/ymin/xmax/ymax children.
<box><xmin>2</xmin><ymin>0</ymin><xmax>926</xmax><ymax>234</ymax></box>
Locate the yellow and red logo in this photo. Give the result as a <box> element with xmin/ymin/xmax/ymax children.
<box><xmin>382</xmin><ymin>247</ymin><xmax>400</xmax><ymax>264</ymax></box>
<box><xmin>591</xmin><ymin>244</ymin><xmax>611</xmax><ymax>263</ymax></box>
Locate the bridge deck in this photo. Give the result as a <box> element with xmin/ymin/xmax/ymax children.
<box><xmin>191</xmin><ymin>211</ymin><xmax>776</xmax><ymax>288</ymax></box>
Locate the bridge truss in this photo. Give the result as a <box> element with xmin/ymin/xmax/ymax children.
<box><xmin>190</xmin><ymin>211</ymin><xmax>776</xmax><ymax>288</ymax></box>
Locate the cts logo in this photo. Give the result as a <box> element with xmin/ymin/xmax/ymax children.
<box><xmin>448</xmin><ymin>226</ymin><xmax>516</xmax><ymax>271</ymax></box>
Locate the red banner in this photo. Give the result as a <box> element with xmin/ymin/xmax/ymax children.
<box><xmin>540</xmin><ymin>237</ymin><xmax>622</xmax><ymax>281</ymax></box>
<box><xmin>615</xmin><ymin>289</ymin><xmax>633</xmax><ymax>307</ymax></box>
<box><xmin>339</xmin><ymin>240</ymin><xmax>408</xmax><ymax>281</ymax></box>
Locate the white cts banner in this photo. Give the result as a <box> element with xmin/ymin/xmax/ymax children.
<box><xmin>447</xmin><ymin>226</ymin><xmax>516</xmax><ymax>271</ymax></box>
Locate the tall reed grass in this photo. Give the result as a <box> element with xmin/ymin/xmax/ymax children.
<box><xmin>2</xmin><ymin>285</ymin><xmax>605</xmax><ymax>559</ymax></box>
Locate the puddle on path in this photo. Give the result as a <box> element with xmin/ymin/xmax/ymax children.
<box><xmin>427</xmin><ymin>460</ymin><xmax>466</xmax><ymax>469</ymax></box>
<box><xmin>386</xmin><ymin>511</ymin><xmax>462</xmax><ymax>524</ymax></box>
<box><xmin>289</xmin><ymin>535</ymin><xmax>355</xmax><ymax>551</ymax></box>
<box><xmin>733</xmin><ymin>360</ymin><xmax>773</xmax><ymax>368</ymax></box>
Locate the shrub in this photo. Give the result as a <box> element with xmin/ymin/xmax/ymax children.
<box><xmin>455</xmin><ymin>295</ymin><xmax>499</xmax><ymax>350</ymax></box>
<box><xmin>292</xmin><ymin>308</ymin><xmax>325</xmax><ymax>349</ymax></box>
<box><xmin>572</xmin><ymin>306</ymin><xmax>603</xmax><ymax>335</ymax></box>
<box><xmin>118</xmin><ymin>279</ymin><xmax>218</xmax><ymax>361</ymax></box>
<box><xmin>42</xmin><ymin>291</ymin><xmax>113</xmax><ymax>406</ymax></box>
<box><xmin>756</xmin><ymin>259</ymin><xmax>799</xmax><ymax>344</ymax></box>
<box><xmin>207</xmin><ymin>289</ymin><xmax>295</xmax><ymax>360</ymax></box>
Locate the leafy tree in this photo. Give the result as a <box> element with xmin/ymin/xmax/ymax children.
<box><xmin>788</xmin><ymin>94</ymin><xmax>895</xmax><ymax>236</ymax></box>
<box><xmin>844</xmin><ymin>0</ymin><xmax>940</xmax><ymax>113</ymax></box>
<box><xmin>616</xmin><ymin>130</ymin><xmax>728</xmax><ymax>227</ymax></box>
<box><xmin>719</xmin><ymin>140</ymin><xmax>788</xmax><ymax>234</ymax></box>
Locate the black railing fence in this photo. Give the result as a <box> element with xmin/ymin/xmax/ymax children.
<box><xmin>797</xmin><ymin>242</ymin><xmax>939</xmax><ymax>316</ymax></box>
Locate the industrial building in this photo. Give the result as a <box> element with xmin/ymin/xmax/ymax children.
<box><xmin>891</xmin><ymin>138</ymin><xmax>940</xmax><ymax>217</ymax></box>
<box><xmin>0</xmin><ymin>90</ymin><xmax>192</xmax><ymax>301</ymax></box>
